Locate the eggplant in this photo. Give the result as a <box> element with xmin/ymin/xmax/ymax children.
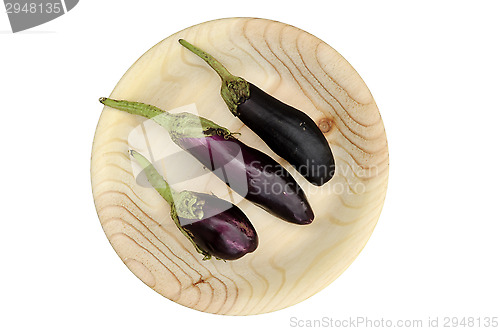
<box><xmin>176</xmin><ymin>133</ymin><xmax>313</xmax><ymax>225</ymax></box>
<box><xmin>178</xmin><ymin>39</ymin><xmax>335</xmax><ymax>186</ymax></box>
<box><xmin>99</xmin><ymin>97</ymin><xmax>314</xmax><ymax>225</ymax></box>
<box><xmin>129</xmin><ymin>150</ymin><xmax>258</xmax><ymax>260</ymax></box>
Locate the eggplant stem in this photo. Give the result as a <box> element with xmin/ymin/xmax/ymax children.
<box><xmin>178</xmin><ymin>39</ymin><xmax>235</xmax><ymax>82</ymax></box>
<box><xmin>129</xmin><ymin>150</ymin><xmax>174</xmax><ymax>205</ymax></box>
<box><xmin>100</xmin><ymin>97</ymin><xmax>164</xmax><ymax>120</ymax></box>
<box><xmin>99</xmin><ymin>98</ymin><xmax>232</xmax><ymax>142</ymax></box>
<box><xmin>178</xmin><ymin>39</ymin><xmax>250</xmax><ymax>115</ymax></box>
<box><xmin>100</xmin><ymin>97</ymin><xmax>176</xmax><ymax>132</ymax></box>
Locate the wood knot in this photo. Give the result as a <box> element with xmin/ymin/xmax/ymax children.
<box><xmin>318</xmin><ymin>118</ymin><xmax>334</xmax><ymax>133</ymax></box>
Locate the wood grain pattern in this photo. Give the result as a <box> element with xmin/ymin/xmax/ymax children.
<box><xmin>91</xmin><ymin>18</ymin><xmax>389</xmax><ymax>315</ymax></box>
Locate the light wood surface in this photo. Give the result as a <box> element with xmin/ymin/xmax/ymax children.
<box><xmin>91</xmin><ymin>17</ymin><xmax>389</xmax><ymax>315</ymax></box>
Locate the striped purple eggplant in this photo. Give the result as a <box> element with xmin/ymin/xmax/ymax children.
<box><xmin>99</xmin><ymin>97</ymin><xmax>314</xmax><ymax>225</ymax></box>
<box><xmin>176</xmin><ymin>134</ymin><xmax>314</xmax><ymax>225</ymax></box>
<box><xmin>179</xmin><ymin>192</ymin><xmax>257</xmax><ymax>260</ymax></box>
<box><xmin>178</xmin><ymin>39</ymin><xmax>335</xmax><ymax>186</ymax></box>
<box><xmin>129</xmin><ymin>150</ymin><xmax>258</xmax><ymax>260</ymax></box>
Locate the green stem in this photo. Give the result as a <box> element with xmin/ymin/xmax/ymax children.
<box><xmin>178</xmin><ymin>39</ymin><xmax>235</xmax><ymax>82</ymax></box>
<box><xmin>99</xmin><ymin>97</ymin><xmax>164</xmax><ymax>120</ymax></box>
<box><xmin>178</xmin><ymin>39</ymin><xmax>250</xmax><ymax>115</ymax></box>
<box><xmin>99</xmin><ymin>97</ymin><xmax>175</xmax><ymax>133</ymax></box>
<box><xmin>99</xmin><ymin>98</ymin><xmax>233</xmax><ymax>143</ymax></box>
<box><xmin>129</xmin><ymin>150</ymin><xmax>174</xmax><ymax>205</ymax></box>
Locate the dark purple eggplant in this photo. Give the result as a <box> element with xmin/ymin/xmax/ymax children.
<box><xmin>129</xmin><ymin>150</ymin><xmax>258</xmax><ymax>260</ymax></box>
<box><xmin>178</xmin><ymin>39</ymin><xmax>335</xmax><ymax>186</ymax></box>
<box><xmin>99</xmin><ymin>97</ymin><xmax>314</xmax><ymax>224</ymax></box>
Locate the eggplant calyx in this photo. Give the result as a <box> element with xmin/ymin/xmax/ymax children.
<box><xmin>166</xmin><ymin>112</ymin><xmax>233</xmax><ymax>143</ymax></box>
<box><xmin>221</xmin><ymin>77</ymin><xmax>250</xmax><ymax>115</ymax></box>
<box><xmin>172</xmin><ymin>191</ymin><xmax>205</xmax><ymax>220</ymax></box>
<box><xmin>202</xmin><ymin>127</ymin><xmax>238</xmax><ymax>140</ymax></box>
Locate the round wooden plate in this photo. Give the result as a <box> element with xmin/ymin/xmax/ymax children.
<box><xmin>91</xmin><ymin>17</ymin><xmax>389</xmax><ymax>315</ymax></box>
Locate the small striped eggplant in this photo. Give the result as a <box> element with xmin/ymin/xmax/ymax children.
<box><xmin>178</xmin><ymin>39</ymin><xmax>335</xmax><ymax>186</ymax></box>
<box><xmin>129</xmin><ymin>150</ymin><xmax>258</xmax><ymax>260</ymax></box>
<box><xmin>99</xmin><ymin>98</ymin><xmax>314</xmax><ymax>225</ymax></box>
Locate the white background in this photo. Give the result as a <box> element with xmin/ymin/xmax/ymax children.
<box><xmin>1</xmin><ymin>1</ymin><xmax>499</xmax><ymax>330</ymax></box>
